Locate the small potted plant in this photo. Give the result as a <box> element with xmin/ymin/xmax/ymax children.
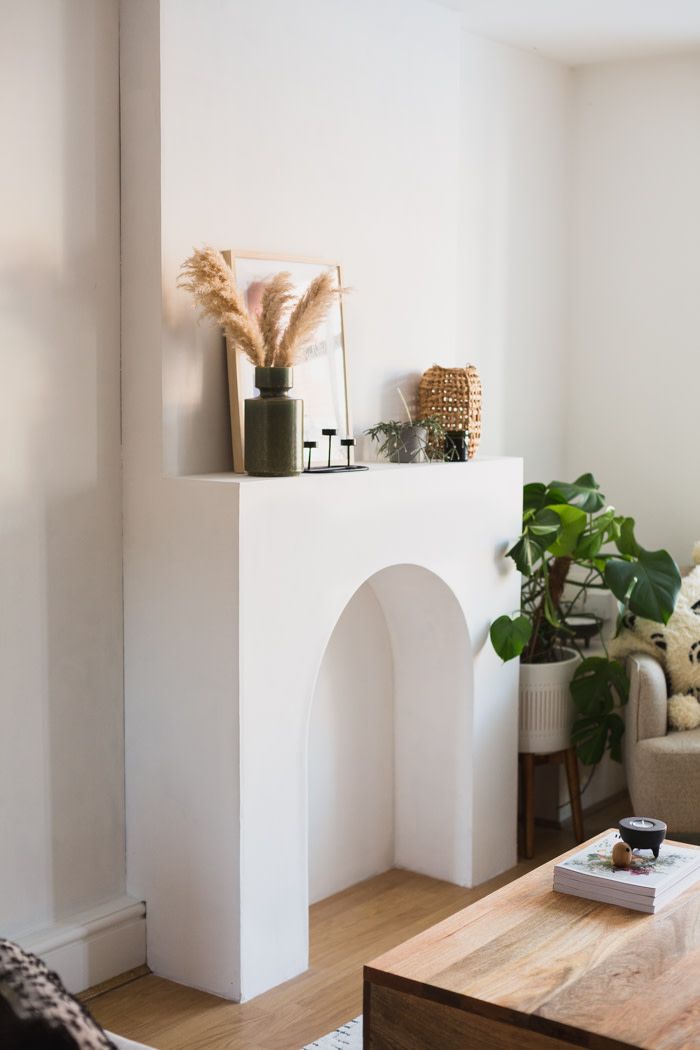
<box><xmin>366</xmin><ymin>390</ymin><xmax>446</xmax><ymax>463</ymax></box>
<box><xmin>490</xmin><ymin>474</ymin><xmax>680</xmax><ymax>763</ymax></box>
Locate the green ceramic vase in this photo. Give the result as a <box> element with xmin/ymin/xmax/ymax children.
<box><xmin>244</xmin><ymin>367</ymin><xmax>303</xmax><ymax>477</ymax></box>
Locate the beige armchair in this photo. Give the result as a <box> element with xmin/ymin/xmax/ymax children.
<box><xmin>624</xmin><ymin>654</ymin><xmax>700</xmax><ymax>834</ymax></box>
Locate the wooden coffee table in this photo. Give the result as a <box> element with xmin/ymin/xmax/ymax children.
<box><xmin>364</xmin><ymin>832</ymin><xmax>700</xmax><ymax>1049</ymax></box>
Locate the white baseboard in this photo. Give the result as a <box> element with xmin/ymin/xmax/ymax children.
<box><xmin>16</xmin><ymin>895</ymin><xmax>146</xmax><ymax>994</ymax></box>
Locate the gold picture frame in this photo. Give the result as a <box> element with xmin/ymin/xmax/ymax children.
<box><xmin>222</xmin><ymin>250</ymin><xmax>352</xmax><ymax>473</ymax></box>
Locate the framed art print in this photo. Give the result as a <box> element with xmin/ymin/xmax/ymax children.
<box><xmin>222</xmin><ymin>251</ymin><xmax>352</xmax><ymax>471</ymax></box>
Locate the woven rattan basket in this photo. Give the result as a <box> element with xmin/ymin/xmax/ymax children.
<box><xmin>418</xmin><ymin>365</ymin><xmax>482</xmax><ymax>459</ymax></box>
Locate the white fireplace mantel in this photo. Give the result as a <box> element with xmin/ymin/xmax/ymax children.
<box><xmin>124</xmin><ymin>458</ymin><xmax>522</xmax><ymax>1001</ymax></box>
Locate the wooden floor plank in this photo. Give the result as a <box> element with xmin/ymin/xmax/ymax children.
<box><xmin>89</xmin><ymin>799</ymin><xmax>631</xmax><ymax>1050</ymax></box>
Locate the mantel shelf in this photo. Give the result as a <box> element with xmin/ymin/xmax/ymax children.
<box><xmin>174</xmin><ymin>456</ymin><xmax>520</xmax><ymax>486</ymax></box>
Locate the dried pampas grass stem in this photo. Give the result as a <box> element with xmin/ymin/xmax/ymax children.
<box><xmin>180</xmin><ymin>245</ymin><xmax>344</xmax><ymax>370</ymax></box>
<box><xmin>223</xmin><ymin>313</ymin><xmax>265</xmax><ymax>368</ymax></box>
<box><xmin>179</xmin><ymin>247</ymin><xmax>246</xmax><ymax>320</ymax></box>
<box><xmin>276</xmin><ymin>271</ymin><xmax>339</xmax><ymax>367</ymax></box>
<box><xmin>179</xmin><ymin>247</ymin><xmax>266</xmax><ymax>366</ymax></box>
<box><xmin>259</xmin><ymin>271</ymin><xmax>295</xmax><ymax>366</ymax></box>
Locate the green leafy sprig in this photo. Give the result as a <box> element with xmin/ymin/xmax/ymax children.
<box><xmin>365</xmin><ymin>416</ymin><xmax>446</xmax><ymax>463</ymax></box>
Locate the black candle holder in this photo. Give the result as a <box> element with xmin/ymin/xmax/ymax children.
<box><xmin>340</xmin><ymin>437</ymin><xmax>355</xmax><ymax>469</ymax></box>
<box><xmin>304</xmin><ymin>433</ymin><xmax>368</xmax><ymax>474</ymax></box>
<box><xmin>322</xmin><ymin>428</ymin><xmax>336</xmax><ymax>468</ymax></box>
<box><xmin>304</xmin><ymin>440</ymin><xmax>317</xmax><ymax>472</ymax></box>
<box><xmin>444</xmin><ymin>429</ymin><xmax>468</xmax><ymax>462</ymax></box>
<box><xmin>561</xmin><ymin>612</ymin><xmax>603</xmax><ymax>648</ymax></box>
<box><xmin>618</xmin><ymin>817</ymin><xmax>667</xmax><ymax>859</ymax></box>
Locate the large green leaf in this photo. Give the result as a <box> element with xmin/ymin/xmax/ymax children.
<box><xmin>589</xmin><ymin>508</ymin><xmax>618</xmax><ymax>536</ymax></box>
<box><xmin>573</xmin><ymin>529</ymin><xmax>604</xmax><ymax>561</ymax></box>
<box><xmin>572</xmin><ymin>711</ymin><xmax>626</xmax><ymax>765</ymax></box>
<box><xmin>605</xmin><ymin>548</ymin><xmax>681</xmax><ymax>623</ymax></box>
<box><xmin>490</xmin><ymin>614</ymin><xmax>532</xmax><ymax>662</ymax></box>
<box><xmin>570</xmin><ymin>508</ymin><xmax>618</xmax><ymax>561</ymax></box>
<box><xmin>571</xmin><ymin>657</ymin><xmax>629</xmax><ymax>716</ymax></box>
<box><xmin>548</xmin><ymin>473</ymin><xmax>606</xmax><ymax>513</ymax></box>
<box><xmin>507</xmin><ymin>535</ymin><xmax>544</xmax><ymax>576</ymax></box>
<box><xmin>607</xmin><ymin>714</ymin><xmax>626</xmax><ymax>763</ymax></box>
<box><xmin>570</xmin><ymin>657</ymin><xmax>629</xmax><ymax>765</ymax></box>
<box><xmin>523</xmin><ymin>483</ymin><xmax>548</xmax><ymax>515</ymax></box>
<box><xmin>528</xmin><ymin>508</ymin><xmax>561</xmax><ymax>538</ymax></box>
<box><xmin>546</xmin><ymin>505</ymin><xmax>587</xmax><ymax>557</ymax></box>
<box><xmin>616</xmin><ymin>517</ymin><xmax>641</xmax><ymax>558</ymax></box>
<box><xmin>571</xmin><ymin>715</ymin><xmax>606</xmax><ymax>765</ymax></box>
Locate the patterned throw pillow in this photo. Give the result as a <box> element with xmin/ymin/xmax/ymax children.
<box><xmin>0</xmin><ymin>939</ymin><xmax>116</xmax><ymax>1049</ymax></box>
<box><xmin>610</xmin><ymin>543</ymin><xmax>700</xmax><ymax>731</ymax></box>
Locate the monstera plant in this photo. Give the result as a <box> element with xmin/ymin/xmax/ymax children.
<box><xmin>490</xmin><ymin>474</ymin><xmax>681</xmax><ymax>764</ymax></box>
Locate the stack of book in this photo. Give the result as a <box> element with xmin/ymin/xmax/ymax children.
<box><xmin>553</xmin><ymin>833</ymin><xmax>700</xmax><ymax>913</ymax></box>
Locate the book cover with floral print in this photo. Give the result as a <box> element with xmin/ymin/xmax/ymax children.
<box><xmin>556</xmin><ymin>834</ymin><xmax>700</xmax><ymax>894</ymax></box>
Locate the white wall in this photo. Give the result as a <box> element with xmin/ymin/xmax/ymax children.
<box><xmin>0</xmin><ymin>1</ymin><xmax>125</xmax><ymax>937</ymax></box>
<box><xmin>152</xmin><ymin>0</ymin><xmax>466</xmax><ymax>936</ymax></box>
<box><xmin>460</xmin><ymin>33</ymin><xmax>572</xmax><ymax>482</ymax></box>
<box><xmin>156</xmin><ymin>14</ymin><xmax>576</xmax><ymax>925</ymax></box>
<box><xmin>308</xmin><ymin>585</ymin><xmax>394</xmax><ymax>904</ymax></box>
<box><xmin>568</xmin><ymin>54</ymin><xmax>700</xmax><ymax>564</ymax></box>
<box><xmin>154</xmin><ymin>8</ymin><xmax>580</xmax><ymax>932</ymax></box>
<box><xmin>160</xmin><ymin>14</ymin><xmax>574</xmax><ymax>483</ymax></box>
<box><xmin>160</xmin><ymin>0</ymin><xmax>463</xmax><ymax>476</ymax></box>
<box><xmin>121</xmin><ymin>0</ymin><xmax>469</xmax><ymax>996</ymax></box>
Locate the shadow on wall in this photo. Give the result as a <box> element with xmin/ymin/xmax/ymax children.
<box><xmin>0</xmin><ymin>0</ymin><xmax>123</xmax><ymax>933</ymax></box>
<box><xmin>307</xmin><ymin>582</ymin><xmax>394</xmax><ymax>904</ymax></box>
<box><xmin>162</xmin><ymin>282</ymin><xmax>233</xmax><ymax>477</ymax></box>
<box><xmin>353</xmin><ymin>371</ymin><xmax>424</xmax><ymax>461</ymax></box>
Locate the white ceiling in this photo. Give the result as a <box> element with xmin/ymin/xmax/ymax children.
<box><xmin>435</xmin><ymin>0</ymin><xmax>700</xmax><ymax>66</ymax></box>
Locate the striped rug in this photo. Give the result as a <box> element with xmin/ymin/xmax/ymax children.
<box><xmin>302</xmin><ymin>1016</ymin><xmax>362</xmax><ymax>1048</ymax></box>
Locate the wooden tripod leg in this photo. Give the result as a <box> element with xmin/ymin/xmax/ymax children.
<box><xmin>522</xmin><ymin>753</ymin><xmax>535</xmax><ymax>860</ymax></box>
<box><xmin>564</xmin><ymin>747</ymin><xmax>585</xmax><ymax>844</ymax></box>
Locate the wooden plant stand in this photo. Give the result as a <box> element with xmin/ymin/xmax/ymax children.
<box><xmin>519</xmin><ymin>748</ymin><xmax>585</xmax><ymax>860</ymax></box>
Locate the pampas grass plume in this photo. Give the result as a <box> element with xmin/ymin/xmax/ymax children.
<box><xmin>180</xmin><ymin>246</ymin><xmax>344</xmax><ymax>369</ymax></box>
<box><xmin>276</xmin><ymin>271</ymin><xmax>339</xmax><ymax>367</ymax></box>
<box><xmin>259</xmin><ymin>271</ymin><xmax>295</xmax><ymax>366</ymax></box>
<box><xmin>179</xmin><ymin>247</ymin><xmax>248</xmax><ymax>322</ymax></box>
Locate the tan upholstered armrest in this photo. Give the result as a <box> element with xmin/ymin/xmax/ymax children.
<box><xmin>626</xmin><ymin>653</ymin><xmax>668</xmax><ymax>744</ymax></box>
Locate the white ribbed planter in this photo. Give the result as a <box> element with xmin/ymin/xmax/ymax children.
<box><xmin>519</xmin><ymin>649</ymin><xmax>580</xmax><ymax>754</ymax></box>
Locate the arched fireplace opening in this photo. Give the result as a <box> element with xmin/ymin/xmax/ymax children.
<box><xmin>307</xmin><ymin>564</ymin><xmax>474</xmax><ymax>914</ymax></box>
